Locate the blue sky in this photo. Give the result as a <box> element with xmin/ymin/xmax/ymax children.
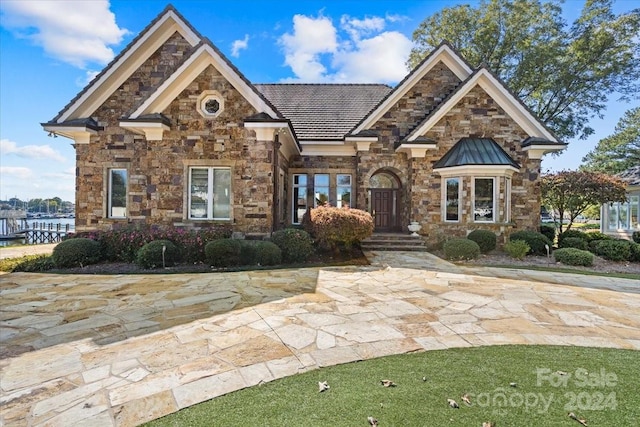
<box><xmin>1</xmin><ymin>0</ymin><xmax>638</xmax><ymax>203</ymax></box>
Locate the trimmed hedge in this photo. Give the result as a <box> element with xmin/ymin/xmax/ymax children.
<box><xmin>559</xmin><ymin>237</ymin><xmax>588</xmax><ymax>251</ymax></box>
<box><xmin>554</xmin><ymin>248</ymin><xmax>594</xmax><ymax>266</ymax></box>
<box><xmin>443</xmin><ymin>238</ymin><xmax>480</xmax><ymax>261</ymax></box>
<box><xmin>52</xmin><ymin>238</ymin><xmax>102</xmax><ymax>268</ymax></box>
<box><xmin>271</xmin><ymin>228</ymin><xmax>314</xmax><ymax>263</ymax></box>
<box><xmin>503</xmin><ymin>240</ymin><xmax>530</xmax><ymax>260</ymax></box>
<box><xmin>557</xmin><ymin>229</ymin><xmax>588</xmax><ymax>246</ymax></box>
<box><xmin>633</xmin><ymin>231</ymin><xmax>640</xmax><ymax>244</ymax></box>
<box><xmin>539</xmin><ymin>224</ymin><xmax>556</xmax><ymax>243</ymax></box>
<box><xmin>592</xmin><ymin>239</ymin><xmax>631</xmax><ymax>262</ymax></box>
<box><xmin>255</xmin><ymin>241</ymin><xmax>282</xmax><ymax>266</ymax></box>
<box><xmin>136</xmin><ymin>240</ymin><xmax>180</xmax><ymax>269</ymax></box>
<box><xmin>467</xmin><ymin>229</ymin><xmax>497</xmax><ymax>253</ymax></box>
<box><xmin>303</xmin><ymin>206</ymin><xmax>373</xmax><ymax>251</ymax></box>
<box><xmin>630</xmin><ymin>242</ymin><xmax>640</xmax><ymax>263</ymax></box>
<box><xmin>508</xmin><ymin>230</ymin><xmax>552</xmax><ymax>256</ymax></box>
<box><xmin>205</xmin><ymin>239</ymin><xmax>242</xmax><ymax>267</ymax></box>
<box><xmin>583</xmin><ymin>231</ymin><xmax>612</xmax><ymax>243</ymax></box>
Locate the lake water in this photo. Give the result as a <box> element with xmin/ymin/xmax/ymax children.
<box><xmin>0</xmin><ymin>218</ymin><xmax>76</xmax><ymax>247</ymax></box>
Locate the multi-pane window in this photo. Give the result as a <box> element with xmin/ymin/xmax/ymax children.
<box><xmin>314</xmin><ymin>174</ymin><xmax>329</xmax><ymax>207</ymax></box>
<box><xmin>189</xmin><ymin>167</ymin><xmax>231</xmax><ymax>220</ymax></box>
<box><xmin>607</xmin><ymin>196</ymin><xmax>640</xmax><ymax>230</ymax></box>
<box><xmin>108</xmin><ymin>169</ymin><xmax>127</xmax><ymax>218</ymax></box>
<box><xmin>474</xmin><ymin>178</ymin><xmax>495</xmax><ymax>222</ymax></box>
<box><xmin>292</xmin><ymin>174</ymin><xmax>308</xmax><ymax>224</ymax></box>
<box><xmin>445</xmin><ymin>178</ymin><xmax>460</xmax><ymax>222</ymax></box>
<box><xmin>337</xmin><ymin>174</ymin><xmax>352</xmax><ymax>208</ymax></box>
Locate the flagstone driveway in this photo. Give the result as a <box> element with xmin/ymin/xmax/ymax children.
<box><xmin>1</xmin><ymin>251</ymin><xmax>639</xmax><ymax>426</ymax></box>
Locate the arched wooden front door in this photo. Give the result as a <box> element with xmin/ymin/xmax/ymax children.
<box><xmin>369</xmin><ymin>171</ymin><xmax>401</xmax><ymax>232</ymax></box>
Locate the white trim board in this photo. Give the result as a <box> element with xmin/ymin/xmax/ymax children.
<box><xmin>407</xmin><ymin>69</ymin><xmax>557</xmax><ymax>142</ymax></box>
<box><xmin>58</xmin><ymin>10</ymin><xmax>200</xmax><ymax>123</ymax></box>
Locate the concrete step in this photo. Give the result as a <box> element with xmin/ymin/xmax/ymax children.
<box><xmin>361</xmin><ymin>234</ymin><xmax>426</xmax><ymax>251</ymax></box>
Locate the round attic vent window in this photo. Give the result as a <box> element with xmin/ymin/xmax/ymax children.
<box><xmin>198</xmin><ymin>92</ymin><xmax>224</xmax><ymax>118</ymax></box>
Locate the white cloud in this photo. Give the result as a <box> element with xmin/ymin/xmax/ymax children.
<box><xmin>340</xmin><ymin>15</ymin><xmax>385</xmax><ymax>41</ymax></box>
<box><xmin>231</xmin><ymin>34</ymin><xmax>249</xmax><ymax>57</ymax></box>
<box><xmin>1</xmin><ymin>139</ymin><xmax>66</xmax><ymax>162</ymax></box>
<box><xmin>278</xmin><ymin>13</ymin><xmax>412</xmax><ymax>84</ymax></box>
<box><xmin>279</xmin><ymin>14</ymin><xmax>338</xmax><ymax>81</ymax></box>
<box><xmin>0</xmin><ymin>0</ymin><xmax>128</xmax><ymax>68</ymax></box>
<box><xmin>0</xmin><ymin>166</ymin><xmax>33</xmax><ymax>179</ymax></box>
<box><xmin>332</xmin><ymin>32</ymin><xmax>414</xmax><ymax>83</ymax></box>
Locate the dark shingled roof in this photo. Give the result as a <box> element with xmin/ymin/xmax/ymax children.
<box><xmin>617</xmin><ymin>165</ymin><xmax>640</xmax><ymax>186</ymax></box>
<box><xmin>41</xmin><ymin>117</ymin><xmax>103</xmax><ymax>131</ymax></box>
<box><xmin>434</xmin><ymin>138</ymin><xmax>520</xmax><ymax>169</ymax></box>
<box><xmin>255</xmin><ymin>84</ymin><xmax>391</xmax><ymax>140</ymax></box>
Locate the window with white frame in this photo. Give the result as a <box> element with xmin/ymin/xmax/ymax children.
<box><xmin>189</xmin><ymin>167</ymin><xmax>231</xmax><ymax>220</ymax></box>
<box><xmin>314</xmin><ymin>174</ymin><xmax>329</xmax><ymax>207</ymax></box>
<box><xmin>108</xmin><ymin>169</ymin><xmax>127</xmax><ymax>218</ymax></box>
<box><xmin>292</xmin><ymin>174</ymin><xmax>308</xmax><ymax>224</ymax></box>
<box><xmin>444</xmin><ymin>178</ymin><xmax>460</xmax><ymax>222</ymax></box>
<box><xmin>606</xmin><ymin>196</ymin><xmax>640</xmax><ymax>230</ymax></box>
<box><xmin>474</xmin><ymin>178</ymin><xmax>495</xmax><ymax>222</ymax></box>
<box><xmin>504</xmin><ymin>177</ymin><xmax>511</xmax><ymax>222</ymax></box>
<box><xmin>337</xmin><ymin>174</ymin><xmax>352</xmax><ymax>208</ymax></box>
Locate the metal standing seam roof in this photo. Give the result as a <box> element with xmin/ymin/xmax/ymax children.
<box><xmin>255</xmin><ymin>84</ymin><xmax>392</xmax><ymax>140</ymax></box>
<box><xmin>433</xmin><ymin>138</ymin><xmax>521</xmax><ymax>169</ymax></box>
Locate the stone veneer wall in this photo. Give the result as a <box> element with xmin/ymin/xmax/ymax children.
<box><xmin>416</xmin><ymin>85</ymin><xmax>541</xmax><ymax>247</ymax></box>
<box><xmin>356</xmin><ymin>62</ymin><xmax>461</xmax><ymax>227</ymax></box>
<box><xmin>76</xmin><ymin>36</ymin><xmax>276</xmax><ymax>234</ymax></box>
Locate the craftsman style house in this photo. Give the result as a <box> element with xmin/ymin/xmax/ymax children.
<box><xmin>43</xmin><ymin>5</ymin><xmax>565</xmax><ymax>246</ymax></box>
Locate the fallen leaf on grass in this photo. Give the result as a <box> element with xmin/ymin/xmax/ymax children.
<box><xmin>568</xmin><ymin>412</ymin><xmax>587</xmax><ymax>426</ymax></box>
<box><xmin>461</xmin><ymin>393</ymin><xmax>471</xmax><ymax>405</ymax></box>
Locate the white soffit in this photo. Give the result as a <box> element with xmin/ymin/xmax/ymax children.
<box><xmin>407</xmin><ymin>69</ymin><xmax>557</xmax><ymax>142</ymax></box>
<box><xmin>131</xmin><ymin>44</ymin><xmax>279</xmax><ymax>119</ymax></box>
<box><xmin>352</xmin><ymin>45</ymin><xmax>472</xmax><ymax>134</ymax></box>
<box><xmin>58</xmin><ymin>10</ymin><xmax>200</xmax><ymax>123</ymax></box>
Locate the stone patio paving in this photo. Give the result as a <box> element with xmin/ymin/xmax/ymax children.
<box><xmin>1</xmin><ymin>251</ymin><xmax>639</xmax><ymax>426</ymax></box>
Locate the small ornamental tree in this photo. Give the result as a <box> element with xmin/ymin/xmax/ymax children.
<box><xmin>541</xmin><ymin>170</ymin><xmax>627</xmax><ymax>233</ymax></box>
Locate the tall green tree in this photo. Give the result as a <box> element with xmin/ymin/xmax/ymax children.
<box><xmin>582</xmin><ymin>107</ymin><xmax>640</xmax><ymax>174</ymax></box>
<box><xmin>541</xmin><ymin>170</ymin><xmax>627</xmax><ymax>233</ymax></box>
<box><xmin>408</xmin><ymin>0</ymin><xmax>640</xmax><ymax>141</ymax></box>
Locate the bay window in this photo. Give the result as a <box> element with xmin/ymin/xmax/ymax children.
<box><xmin>444</xmin><ymin>178</ymin><xmax>460</xmax><ymax>221</ymax></box>
<box><xmin>189</xmin><ymin>167</ymin><xmax>231</xmax><ymax>220</ymax></box>
<box><xmin>474</xmin><ymin>178</ymin><xmax>495</xmax><ymax>222</ymax></box>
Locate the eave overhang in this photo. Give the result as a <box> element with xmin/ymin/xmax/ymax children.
<box><xmin>41</xmin><ymin>119</ymin><xmax>102</xmax><ymax>144</ymax></box>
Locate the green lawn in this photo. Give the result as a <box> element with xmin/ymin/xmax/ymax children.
<box><xmin>145</xmin><ymin>345</ymin><xmax>639</xmax><ymax>426</ymax></box>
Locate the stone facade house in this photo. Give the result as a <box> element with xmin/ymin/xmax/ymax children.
<box><xmin>42</xmin><ymin>5</ymin><xmax>566</xmax><ymax>246</ymax></box>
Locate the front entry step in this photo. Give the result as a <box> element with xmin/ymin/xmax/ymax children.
<box><xmin>361</xmin><ymin>233</ymin><xmax>426</xmax><ymax>252</ymax></box>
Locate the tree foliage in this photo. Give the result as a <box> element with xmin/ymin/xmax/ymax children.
<box><xmin>541</xmin><ymin>170</ymin><xmax>627</xmax><ymax>233</ymax></box>
<box><xmin>408</xmin><ymin>0</ymin><xmax>640</xmax><ymax>141</ymax></box>
<box><xmin>582</xmin><ymin>107</ymin><xmax>640</xmax><ymax>174</ymax></box>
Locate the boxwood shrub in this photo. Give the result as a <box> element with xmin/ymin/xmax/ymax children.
<box><xmin>271</xmin><ymin>228</ymin><xmax>314</xmax><ymax>263</ymax></box>
<box><xmin>205</xmin><ymin>239</ymin><xmax>242</xmax><ymax>267</ymax></box>
<box><xmin>303</xmin><ymin>205</ymin><xmax>373</xmax><ymax>251</ymax></box>
<box><xmin>629</xmin><ymin>242</ymin><xmax>640</xmax><ymax>263</ymax></box>
<box><xmin>559</xmin><ymin>237</ymin><xmax>588</xmax><ymax>251</ymax></box>
<box><xmin>467</xmin><ymin>229</ymin><xmax>497</xmax><ymax>253</ymax></box>
<box><xmin>557</xmin><ymin>229</ymin><xmax>588</xmax><ymax>247</ymax></box>
<box><xmin>503</xmin><ymin>239</ymin><xmax>530</xmax><ymax>260</ymax></box>
<box><xmin>554</xmin><ymin>247</ymin><xmax>594</xmax><ymax>266</ymax></box>
<box><xmin>591</xmin><ymin>239</ymin><xmax>631</xmax><ymax>261</ymax></box>
<box><xmin>539</xmin><ymin>224</ymin><xmax>556</xmax><ymax>243</ymax></box>
<box><xmin>508</xmin><ymin>230</ymin><xmax>552</xmax><ymax>256</ymax></box>
<box><xmin>633</xmin><ymin>231</ymin><xmax>640</xmax><ymax>244</ymax></box>
<box><xmin>255</xmin><ymin>241</ymin><xmax>282</xmax><ymax>266</ymax></box>
<box><xmin>136</xmin><ymin>240</ymin><xmax>180</xmax><ymax>269</ymax></box>
<box><xmin>443</xmin><ymin>238</ymin><xmax>480</xmax><ymax>260</ymax></box>
<box><xmin>583</xmin><ymin>231</ymin><xmax>612</xmax><ymax>243</ymax></box>
<box><xmin>52</xmin><ymin>237</ymin><xmax>102</xmax><ymax>268</ymax></box>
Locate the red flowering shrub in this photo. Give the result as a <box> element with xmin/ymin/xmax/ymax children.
<box><xmin>303</xmin><ymin>205</ymin><xmax>373</xmax><ymax>251</ymax></box>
